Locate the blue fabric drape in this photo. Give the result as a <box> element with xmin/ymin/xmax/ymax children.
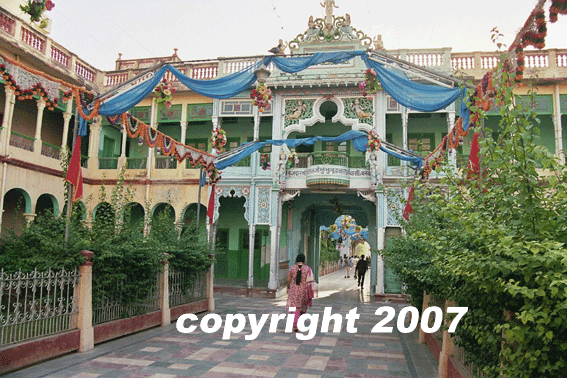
<box><xmin>360</xmin><ymin>54</ymin><xmax>466</xmax><ymax>113</ymax></box>
<box><xmin>215</xmin><ymin>130</ymin><xmax>423</xmax><ymax>170</ymax></box>
<box><xmin>96</xmin><ymin>51</ymin><xmax>469</xmax><ymax>119</ymax></box>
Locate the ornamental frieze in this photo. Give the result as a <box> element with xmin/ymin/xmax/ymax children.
<box><xmin>342</xmin><ymin>97</ymin><xmax>373</xmax><ymax>124</ymax></box>
<box><xmin>284</xmin><ymin>99</ymin><xmax>315</xmax><ymax>127</ymax></box>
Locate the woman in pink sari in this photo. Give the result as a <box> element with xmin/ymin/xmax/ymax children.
<box><xmin>286</xmin><ymin>253</ymin><xmax>317</xmax><ymax>332</ymax></box>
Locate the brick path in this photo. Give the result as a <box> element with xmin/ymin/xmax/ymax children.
<box><xmin>9</xmin><ymin>270</ymin><xmax>438</xmax><ymax>378</ymax></box>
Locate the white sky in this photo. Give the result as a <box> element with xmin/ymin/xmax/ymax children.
<box><xmin>19</xmin><ymin>0</ymin><xmax>567</xmax><ymax>71</ymax></box>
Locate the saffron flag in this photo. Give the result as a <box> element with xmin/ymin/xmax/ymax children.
<box><xmin>467</xmin><ymin>132</ymin><xmax>480</xmax><ymax>180</ymax></box>
<box><xmin>207</xmin><ymin>185</ymin><xmax>215</xmax><ymax>225</ymax></box>
<box><xmin>403</xmin><ymin>186</ymin><xmax>415</xmax><ymax>221</ymax></box>
<box><xmin>65</xmin><ymin>136</ymin><xmax>83</xmax><ymax>202</ymax></box>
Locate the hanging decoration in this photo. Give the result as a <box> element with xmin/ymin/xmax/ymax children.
<box><xmin>260</xmin><ymin>154</ymin><xmax>271</xmax><ymax>170</ymax></box>
<box><xmin>550</xmin><ymin>0</ymin><xmax>567</xmax><ymax>22</ymax></box>
<box><xmin>153</xmin><ymin>78</ymin><xmax>175</xmax><ymax>108</ymax></box>
<box><xmin>250</xmin><ymin>82</ymin><xmax>272</xmax><ymax>112</ymax></box>
<box><xmin>366</xmin><ymin>130</ymin><xmax>381</xmax><ymax>152</ymax></box>
<box><xmin>358</xmin><ymin>68</ymin><xmax>382</xmax><ymax>97</ymax></box>
<box><xmin>121</xmin><ymin>113</ymin><xmax>220</xmax><ymax>183</ymax></box>
<box><xmin>19</xmin><ymin>0</ymin><xmax>55</xmax><ymax>23</ymax></box>
<box><xmin>286</xmin><ymin>149</ymin><xmax>299</xmax><ymax>169</ymax></box>
<box><xmin>210</xmin><ymin>127</ymin><xmax>227</xmax><ymax>151</ymax></box>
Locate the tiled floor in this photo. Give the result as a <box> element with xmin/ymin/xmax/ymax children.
<box><xmin>9</xmin><ymin>271</ymin><xmax>438</xmax><ymax>378</ymax></box>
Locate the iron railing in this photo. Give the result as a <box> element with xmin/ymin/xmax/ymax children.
<box><xmin>92</xmin><ymin>273</ymin><xmax>160</xmax><ymax>325</ymax></box>
<box><xmin>168</xmin><ymin>269</ymin><xmax>207</xmax><ymax>308</ymax></box>
<box><xmin>0</xmin><ymin>268</ymin><xmax>79</xmax><ymax>346</ymax></box>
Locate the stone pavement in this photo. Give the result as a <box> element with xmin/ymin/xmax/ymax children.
<box><xmin>8</xmin><ymin>270</ymin><xmax>438</xmax><ymax>378</ymax></box>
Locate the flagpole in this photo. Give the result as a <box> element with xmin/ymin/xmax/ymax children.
<box><xmin>64</xmin><ymin>109</ymin><xmax>79</xmax><ymax>244</ymax></box>
<box><xmin>196</xmin><ymin>167</ymin><xmax>203</xmax><ymax>229</ymax></box>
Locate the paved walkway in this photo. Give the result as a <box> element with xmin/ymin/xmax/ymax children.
<box><xmin>8</xmin><ymin>270</ymin><xmax>438</xmax><ymax>378</ymax></box>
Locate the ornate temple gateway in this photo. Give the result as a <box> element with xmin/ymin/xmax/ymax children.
<box><xmin>0</xmin><ymin>1</ymin><xmax>566</xmax><ymax>298</ymax></box>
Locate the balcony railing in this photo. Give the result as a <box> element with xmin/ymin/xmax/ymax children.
<box><xmin>98</xmin><ymin>157</ymin><xmax>118</xmax><ymax>170</ymax></box>
<box><xmin>9</xmin><ymin>132</ymin><xmax>34</xmax><ymax>152</ymax></box>
<box><xmin>126</xmin><ymin>157</ymin><xmax>147</xmax><ymax>169</ymax></box>
<box><xmin>155</xmin><ymin>156</ymin><xmax>177</xmax><ymax>169</ymax></box>
<box><xmin>41</xmin><ymin>142</ymin><xmax>61</xmax><ymax>160</ymax></box>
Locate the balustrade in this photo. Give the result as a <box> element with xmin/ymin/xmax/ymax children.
<box><xmin>105</xmin><ymin>72</ymin><xmax>129</xmax><ymax>87</ymax></box>
<box><xmin>155</xmin><ymin>156</ymin><xmax>177</xmax><ymax>169</ymax></box>
<box><xmin>126</xmin><ymin>157</ymin><xmax>147</xmax><ymax>169</ymax></box>
<box><xmin>75</xmin><ymin>61</ymin><xmax>95</xmax><ymax>82</ymax></box>
<box><xmin>0</xmin><ymin>10</ymin><xmax>15</xmax><ymax>35</ymax></box>
<box><xmin>50</xmin><ymin>45</ymin><xmax>70</xmax><ymax>68</ymax></box>
<box><xmin>20</xmin><ymin>26</ymin><xmax>45</xmax><ymax>52</ymax></box>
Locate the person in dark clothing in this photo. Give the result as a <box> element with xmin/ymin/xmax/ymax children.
<box><xmin>355</xmin><ymin>254</ymin><xmax>368</xmax><ymax>289</ymax></box>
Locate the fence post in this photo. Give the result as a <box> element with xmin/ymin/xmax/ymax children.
<box><xmin>77</xmin><ymin>250</ymin><xmax>94</xmax><ymax>352</ymax></box>
<box><xmin>419</xmin><ymin>291</ymin><xmax>430</xmax><ymax>344</ymax></box>
<box><xmin>159</xmin><ymin>259</ymin><xmax>171</xmax><ymax>326</ymax></box>
<box><xmin>438</xmin><ymin>300</ymin><xmax>455</xmax><ymax>378</ymax></box>
<box><xmin>207</xmin><ymin>254</ymin><xmax>215</xmax><ymax>312</ymax></box>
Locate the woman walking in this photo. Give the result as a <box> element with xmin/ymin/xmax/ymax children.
<box><xmin>287</xmin><ymin>253</ymin><xmax>317</xmax><ymax>332</ymax></box>
<box><xmin>342</xmin><ymin>254</ymin><xmax>350</xmax><ymax>278</ymax></box>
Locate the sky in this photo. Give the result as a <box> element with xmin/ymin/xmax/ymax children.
<box><xmin>9</xmin><ymin>0</ymin><xmax>567</xmax><ymax>71</ymax></box>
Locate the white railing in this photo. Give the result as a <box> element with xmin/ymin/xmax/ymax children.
<box><xmin>75</xmin><ymin>61</ymin><xmax>95</xmax><ymax>82</ymax></box>
<box><xmin>0</xmin><ymin>10</ymin><xmax>15</xmax><ymax>36</ymax></box>
<box><xmin>50</xmin><ymin>45</ymin><xmax>70</xmax><ymax>68</ymax></box>
<box><xmin>191</xmin><ymin>65</ymin><xmax>218</xmax><ymax>80</ymax></box>
<box><xmin>20</xmin><ymin>26</ymin><xmax>45</xmax><ymax>52</ymax></box>
<box><xmin>105</xmin><ymin>72</ymin><xmax>129</xmax><ymax>87</ymax></box>
<box><xmin>0</xmin><ymin>268</ymin><xmax>79</xmax><ymax>346</ymax></box>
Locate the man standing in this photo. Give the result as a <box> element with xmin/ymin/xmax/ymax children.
<box><xmin>355</xmin><ymin>254</ymin><xmax>368</xmax><ymax>289</ymax></box>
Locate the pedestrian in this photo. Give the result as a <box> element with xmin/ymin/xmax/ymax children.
<box><xmin>353</xmin><ymin>255</ymin><xmax>359</xmax><ymax>280</ymax></box>
<box><xmin>342</xmin><ymin>254</ymin><xmax>350</xmax><ymax>278</ymax></box>
<box><xmin>355</xmin><ymin>254</ymin><xmax>368</xmax><ymax>289</ymax></box>
<box><xmin>286</xmin><ymin>253</ymin><xmax>317</xmax><ymax>332</ymax></box>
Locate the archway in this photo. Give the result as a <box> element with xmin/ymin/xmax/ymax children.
<box><xmin>123</xmin><ymin>202</ymin><xmax>145</xmax><ymax>231</ymax></box>
<box><xmin>36</xmin><ymin>194</ymin><xmax>59</xmax><ymax>218</ymax></box>
<box><xmin>2</xmin><ymin>188</ymin><xmax>31</xmax><ymax>236</ymax></box>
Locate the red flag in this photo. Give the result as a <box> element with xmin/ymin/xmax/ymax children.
<box><xmin>467</xmin><ymin>132</ymin><xmax>480</xmax><ymax>180</ymax></box>
<box><xmin>65</xmin><ymin>136</ymin><xmax>83</xmax><ymax>202</ymax></box>
<box><xmin>403</xmin><ymin>186</ymin><xmax>414</xmax><ymax>221</ymax></box>
<box><xmin>207</xmin><ymin>185</ymin><xmax>215</xmax><ymax>225</ymax></box>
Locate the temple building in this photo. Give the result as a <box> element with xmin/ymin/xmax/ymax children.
<box><xmin>0</xmin><ymin>1</ymin><xmax>566</xmax><ymax>297</ymax></box>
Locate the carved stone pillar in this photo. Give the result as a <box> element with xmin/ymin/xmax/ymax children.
<box><xmin>0</xmin><ymin>88</ymin><xmax>15</xmax><ymax>155</ymax></box>
<box><xmin>61</xmin><ymin>111</ymin><xmax>72</xmax><ymax>151</ymax></box>
<box><xmin>447</xmin><ymin>111</ymin><xmax>457</xmax><ymax>170</ymax></box>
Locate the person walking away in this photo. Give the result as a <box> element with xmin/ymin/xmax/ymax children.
<box><xmin>355</xmin><ymin>254</ymin><xmax>368</xmax><ymax>289</ymax></box>
<box><xmin>342</xmin><ymin>254</ymin><xmax>350</xmax><ymax>278</ymax></box>
<box><xmin>286</xmin><ymin>253</ymin><xmax>317</xmax><ymax>332</ymax></box>
<box><xmin>349</xmin><ymin>255</ymin><xmax>355</xmax><ymax>278</ymax></box>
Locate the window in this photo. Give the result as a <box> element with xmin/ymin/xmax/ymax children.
<box><xmin>186</xmin><ymin>139</ymin><xmax>208</xmax><ymax>152</ymax></box>
<box><xmin>407</xmin><ymin>133</ymin><xmax>435</xmax><ymax>155</ymax></box>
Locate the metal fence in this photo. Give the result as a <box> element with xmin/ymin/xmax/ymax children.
<box><xmin>0</xmin><ymin>269</ymin><xmax>79</xmax><ymax>346</ymax></box>
<box><xmin>92</xmin><ymin>273</ymin><xmax>160</xmax><ymax>325</ymax></box>
<box><xmin>169</xmin><ymin>269</ymin><xmax>207</xmax><ymax>308</ymax></box>
<box><xmin>452</xmin><ymin>335</ymin><xmax>487</xmax><ymax>378</ymax></box>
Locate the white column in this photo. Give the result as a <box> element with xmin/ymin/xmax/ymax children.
<box><xmin>61</xmin><ymin>111</ymin><xmax>72</xmax><ymax>151</ymax></box>
<box><xmin>33</xmin><ymin>99</ymin><xmax>46</xmax><ymax>154</ymax></box>
<box><xmin>447</xmin><ymin>110</ymin><xmax>456</xmax><ymax>170</ymax></box>
<box><xmin>248</xmin><ymin>224</ymin><xmax>256</xmax><ymax>289</ymax></box>
<box><xmin>180</xmin><ymin>121</ymin><xmax>188</xmax><ymax>145</ymax></box>
<box><xmin>401</xmin><ymin>107</ymin><xmax>408</xmax><ymax>150</ymax></box>
<box><xmin>87</xmin><ymin>120</ymin><xmax>101</xmax><ymax>168</ymax></box>
<box><xmin>147</xmin><ymin>101</ymin><xmax>157</xmax><ymax>179</ymax></box>
<box><xmin>553</xmin><ymin>84</ymin><xmax>565</xmax><ymax>164</ymax></box>
<box><xmin>0</xmin><ymin>88</ymin><xmax>16</xmax><ymax>155</ymax></box>
<box><xmin>375</xmin><ymin>189</ymin><xmax>385</xmax><ymax>294</ymax></box>
<box><xmin>268</xmin><ymin>190</ymin><xmax>281</xmax><ymax>290</ymax></box>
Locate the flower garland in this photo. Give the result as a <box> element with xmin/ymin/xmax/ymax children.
<box><xmin>210</xmin><ymin>127</ymin><xmax>227</xmax><ymax>151</ymax></box>
<box><xmin>153</xmin><ymin>78</ymin><xmax>175</xmax><ymax>108</ymax></box>
<box><xmin>358</xmin><ymin>68</ymin><xmax>382</xmax><ymax>97</ymax></box>
<box><xmin>550</xmin><ymin>0</ymin><xmax>567</xmax><ymax>22</ymax></box>
<box><xmin>0</xmin><ymin>63</ymin><xmax>66</xmax><ymax>110</ymax></box>
<box><xmin>20</xmin><ymin>0</ymin><xmax>55</xmax><ymax>23</ymax></box>
<box><xmin>260</xmin><ymin>154</ymin><xmax>271</xmax><ymax>170</ymax></box>
<box><xmin>366</xmin><ymin>130</ymin><xmax>381</xmax><ymax>152</ymax></box>
<box><xmin>286</xmin><ymin>149</ymin><xmax>299</xmax><ymax>169</ymax></box>
<box><xmin>250</xmin><ymin>83</ymin><xmax>272</xmax><ymax>112</ymax></box>
<box><xmin>120</xmin><ymin>113</ymin><xmax>221</xmax><ymax>183</ymax></box>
